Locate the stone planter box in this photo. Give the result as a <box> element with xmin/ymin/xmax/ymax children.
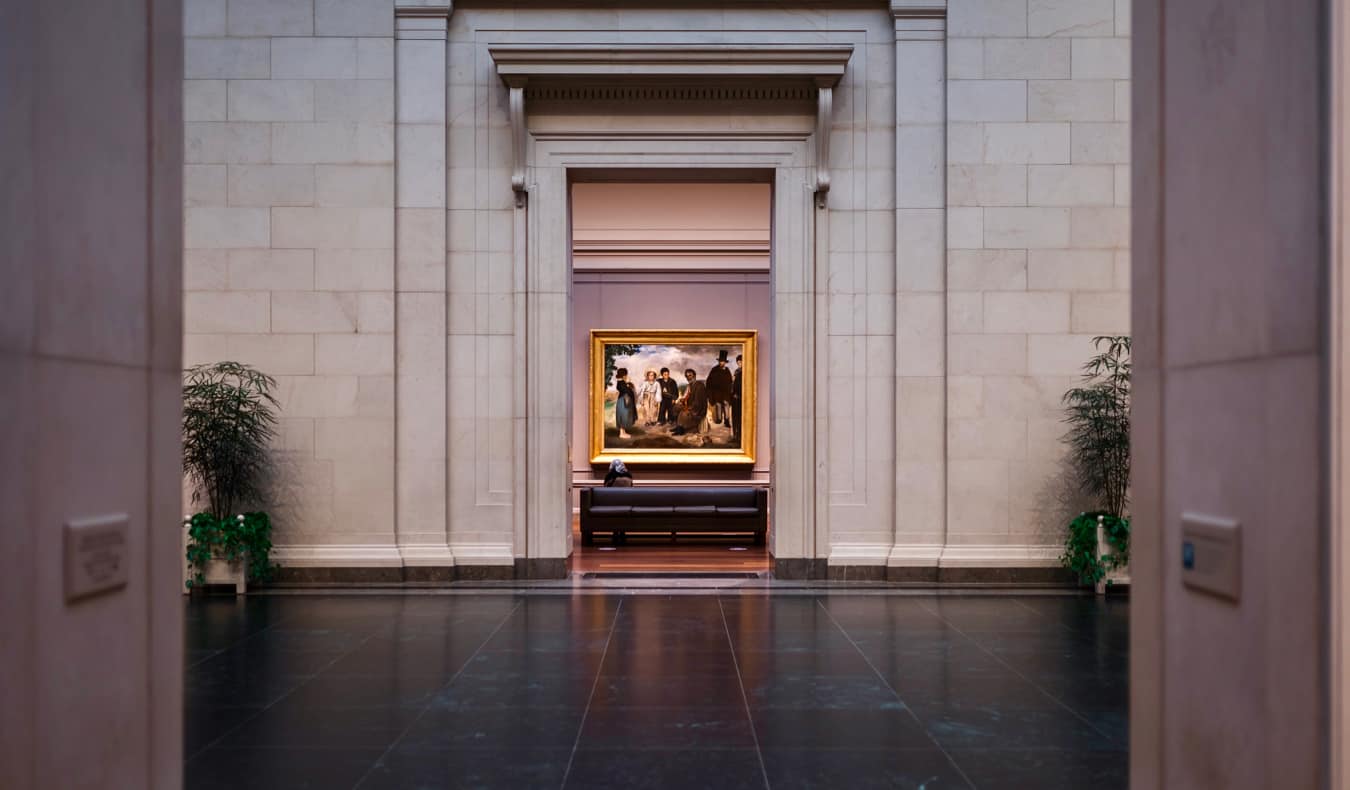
<box><xmin>202</xmin><ymin>555</ymin><xmax>248</xmax><ymax>595</ymax></box>
<box><xmin>1095</xmin><ymin>516</ymin><xmax>1130</xmax><ymax>594</ymax></box>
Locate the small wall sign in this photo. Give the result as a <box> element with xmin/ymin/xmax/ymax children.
<box><xmin>64</xmin><ymin>514</ymin><xmax>130</xmax><ymax>602</ymax></box>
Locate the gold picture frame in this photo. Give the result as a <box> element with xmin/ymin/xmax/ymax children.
<box><xmin>589</xmin><ymin>329</ymin><xmax>757</xmax><ymax>466</ymax></box>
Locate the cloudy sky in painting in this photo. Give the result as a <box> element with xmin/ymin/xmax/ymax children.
<box><xmin>607</xmin><ymin>343</ymin><xmax>742</xmax><ymax>393</ymax></box>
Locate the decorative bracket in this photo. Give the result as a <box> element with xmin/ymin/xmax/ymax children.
<box><xmin>814</xmin><ymin>79</ymin><xmax>833</xmax><ymax>209</ymax></box>
<box><xmin>506</xmin><ymin>77</ymin><xmax>528</xmax><ymax>208</ymax></box>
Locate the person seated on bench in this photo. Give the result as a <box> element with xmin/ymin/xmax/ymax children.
<box><xmin>604</xmin><ymin>458</ymin><xmax>633</xmax><ymax>488</ymax></box>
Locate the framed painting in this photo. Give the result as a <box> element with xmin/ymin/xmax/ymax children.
<box><xmin>589</xmin><ymin>330</ymin><xmax>757</xmax><ymax>465</ymax></box>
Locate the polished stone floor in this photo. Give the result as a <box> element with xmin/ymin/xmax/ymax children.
<box><xmin>185</xmin><ymin>592</ymin><xmax>1128</xmax><ymax>789</ymax></box>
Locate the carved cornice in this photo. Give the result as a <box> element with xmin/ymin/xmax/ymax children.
<box><xmin>488</xmin><ymin>44</ymin><xmax>853</xmax><ymax>85</ymax></box>
<box><xmin>489</xmin><ymin>44</ymin><xmax>853</xmax><ymax>210</ymax></box>
<box><xmin>525</xmin><ymin>85</ymin><xmax>817</xmax><ymax>102</ymax></box>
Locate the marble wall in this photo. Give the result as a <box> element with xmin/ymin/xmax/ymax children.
<box><xmin>3</xmin><ymin>0</ymin><xmax>184</xmax><ymax>785</ymax></box>
<box><xmin>1131</xmin><ymin>0</ymin><xmax>1325</xmax><ymax>785</ymax></box>
<box><xmin>943</xmin><ymin>0</ymin><xmax>1131</xmax><ymax>554</ymax></box>
<box><xmin>181</xmin><ymin>0</ymin><xmax>1132</xmax><ymax>576</ymax></box>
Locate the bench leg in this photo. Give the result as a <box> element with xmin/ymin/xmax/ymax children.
<box><xmin>582</xmin><ymin>531</ymin><xmax>594</xmax><ymax>546</ymax></box>
<box><xmin>754</xmin><ymin>531</ymin><xmax>766</xmax><ymax>546</ymax></box>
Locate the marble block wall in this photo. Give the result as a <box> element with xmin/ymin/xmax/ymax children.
<box><xmin>4</xmin><ymin>0</ymin><xmax>184</xmax><ymax>785</ymax></box>
<box><xmin>179</xmin><ymin>0</ymin><xmax>1132</xmax><ymax>573</ymax></box>
<box><xmin>182</xmin><ymin>0</ymin><xmax>397</xmax><ymax>552</ymax></box>
<box><xmin>943</xmin><ymin>0</ymin><xmax>1131</xmax><ymax>552</ymax></box>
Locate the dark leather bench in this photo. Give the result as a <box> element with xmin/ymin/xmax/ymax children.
<box><xmin>579</xmin><ymin>486</ymin><xmax>768</xmax><ymax>546</ymax></box>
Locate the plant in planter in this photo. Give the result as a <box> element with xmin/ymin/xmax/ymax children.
<box><xmin>1059</xmin><ymin>335</ymin><xmax>1131</xmax><ymax>587</ymax></box>
<box><xmin>182</xmin><ymin>361</ymin><xmax>280</xmax><ymax>591</ymax></box>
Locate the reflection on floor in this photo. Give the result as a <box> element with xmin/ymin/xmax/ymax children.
<box><xmin>185</xmin><ymin>592</ymin><xmax>1128</xmax><ymax>789</ymax></box>
<box><xmin>570</xmin><ymin>521</ymin><xmax>771</xmax><ymax>574</ymax></box>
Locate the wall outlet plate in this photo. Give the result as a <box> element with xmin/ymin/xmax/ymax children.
<box><xmin>64</xmin><ymin>514</ymin><xmax>130</xmax><ymax>602</ymax></box>
<box><xmin>1180</xmin><ymin>512</ymin><xmax>1241</xmax><ymax>602</ymax></box>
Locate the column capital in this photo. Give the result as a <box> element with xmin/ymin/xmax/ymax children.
<box><xmin>396</xmin><ymin>3</ymin><xmax>450</xmax><ymax>39</ymax></box>
<box><xmin>395</xmin><ymin>2</ymin><xmax>451</xmax><ymax>16</ymax></box>
<box><xmin>889</xmin><ymin>0</ymin><xmax>946</xmax><ymax>18</ymax></box>
<box><xmin>891</xmin><ymin>0</ymin><xmax>946</xmax><ymax>40</ymax></box>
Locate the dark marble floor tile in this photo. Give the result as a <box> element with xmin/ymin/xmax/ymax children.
<box><xmin>599</xmin><ymin>648</ymin><xmax>740</xmax><ymax>677</ymax></box>
<box><xmin>281</xmin><ymin>673</ymin><xmax>450</xmax><ymax>709</ymax></box>
<box><xmin>949</xmin><ymin>748</ymin><xmax>1128</xmax><ymax>790</ymax></box>
<box><xmin>396</xmin><ymin>707</ymin><xmax>585</xmax><ymax>751</ymax></box>
<box><xmin>322</xmin><ymin>637</ymin><xmax>483</xmax><ymax>678</ymax></box>
<box><xmin>1078</xmin><ymin>709</ymin><xmax>1129</xmax><ymax>745</ymax></box>
<box><xmin>735</xmin><ymin>648</ymin><xmax>876</xmax><ymax>678</ymax></box>
<box><xmin>187</xmin><ymin>647</ymin><xmax>223</xmax><ymax>666</ymax></box>
<box><xmin>184</xmin><ymin>706</ymin><xmax>265</xmax><ymax>757</ymax></box>
<box><xmin>890</xmin><ymin>674</ymin><xmax>1063</xmax><ymax>711</ymax></box>
<box><xmin>183</xmin><ymin>593</ymin><xmax>1130</xmax><ymax>789</ymax></box>
<box><xmin>924</xmin><ymin>599</ymin><xmax>1063</xmax><ymax>633</ymax></box>
<box><xmin>461</xmin><ymin>649</ymin><xmax>608</xmax><ymax>679</ymax></box>
<box><xmin>761</xmin><ymin>748</ymin><xmax>972</xmax><ymax>790</ymax></box>
<box><xmin>216</xmin><ymin>700</ymin><xmax>424</xmax><ymax>749</ymax></box>
<box><xmin>864</xmin><ymin>644</ymin><xmax>1012</xmax><ymax>681</ymax></box>
<box><xmin>730</xmin><ymin>628</ymin><xmax>855</xmax><ymax>653</ymax></box>
<box><xmin>577</xmin><ymin>706</ymin><xmax>756</xmax><ymax>750</ymax></box>
<box><xmin>590</xmin><ymin>674</ymin><xmax>746</xmax><ymax>707</ymax></box>
<box><xmin>913</xmin><ymin>704</ymin><xmax>1121</xmax><ymax>751</ymax></box>
<box><xmin>259</xmin><ymin>627</ymin><xmax>375</xmax><ymax>654</ymax></box>
<box><xmin>564</xmin><ymin>748</ymin><xmax>765</xmax><ymax>790</ymax></box>
<box><xmin>482</xmin><ymin>627</ymin><xmax>614</xmax><ymax>652</ymax></box>
<box><xmin>743</xmin><ymin>675</ymin><xmax>905</xmax><ymax>710</ymax></box>
<box><xmin>185</xmin><ymin>667</ymin><xmax>312</xmax><ymax>709</ymax></box>
<box><xmin>750</xmin><ymin>708</ymin><xmax>934</xmax><ymax>751</ymax></box>
<box><xmin>430</xmin><ymin>673</ymin><xmax>597</xmax><ymax>710</ymax></box>
<box><xmin>360</xmin><ymin>747</ymin><xmax>572</xmax><ymax>790</ymax></box>
<box><xmin>606</xmin><ymin>629</ymin><xmax>733</xmax><ymax>654</ymax></box>
<box><xmin>186</xmin><ymin>746</ymin><xmax>383</xmax><ymax>790</ymax></box>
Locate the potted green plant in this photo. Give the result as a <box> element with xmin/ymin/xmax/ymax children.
<box><xmin>1059</xmin><ymin>335</ymin><xmax>1131</xmax><ymax>590</ymax></box>
<box><xmin>182</xmin><ymin>361</ymin><xmax>280</xmax><ymax>592</ymax></box>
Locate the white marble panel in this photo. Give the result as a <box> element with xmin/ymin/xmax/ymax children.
<box><xmin>185</xmin><ymin>38</ymin><xmax>270</xmax><ymax>79</ymax></box>
<box><xmin>227</xmin><ymin>249</ymin><xmax>315</xmax><ymax>291</ymax></box>
<box><xmin>184</xmin><ymin>206</ymin><xmax>270</xmax><ymax>248</ymax></box>
<box><xmin>271</xmin><ymin>37</ymin><xmax>359</xmax><ymax>80</ymax></box>
<box><xmin>315</xmin><ymin>0</ymin><xmax>393</xmax><ymax>36</ymax></box>
<box><xmin>1028</xmin><ymin>0</ymin><xmax>1114</xmax><ymax>36</ymax></box>
<box><xmin>184</xmin><ymin>80</ymin><xmax>226</xmax><ymax>121</ymax></box>
<box><xmin>316</xmin><ymin>165</ymin><xmax>394</xmax><ymax>207</ymax></box>
<box><xmin>272</xmin><ymin>207</ymin><xmax>393</xmax><ymax>249</ymax></box>
<box><xmin>315</xmin><ymin>79</ymin><xmax>394</xmax><ymax>122</ymax></box>
<box><xmin>227</xmin><ymin>164</ymin><xmax>315</xmax><ymax>206</ymax></box>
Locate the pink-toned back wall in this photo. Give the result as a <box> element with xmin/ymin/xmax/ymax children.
<box><xmin>571</xmin><ymin>271</ymin><xmax>772</xmax><ymax>483</ymax></box>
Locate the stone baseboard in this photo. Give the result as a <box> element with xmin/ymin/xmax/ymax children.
<box><xmin>772</xmin><ymin>558</ymin><xmax>829</xmax><ymax>579</ymax></box>
<box><xmin>268</xmin><ymin>563</ymin><xmax>564</xmax><ymax>584</ymax></box>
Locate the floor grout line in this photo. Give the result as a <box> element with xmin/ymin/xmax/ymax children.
<box><xmin>915</xmin><ymin>599</ymin><xmax>1119</xmax><ymax>744</ymax></box>
<box><xmin>184</xmin><ymin>607</ymin><xmax>382</xmax><ymax>765</ymax></box>
<box><xmin>815</xmin><ymin>598</ymin><xmax>980</xmax><ymax>790</ymax></box>
<box><xmin>349</xmin><ymin>597</ymin><xmax>526</xmax><ymax>790</ymax></box>
<box><xmin>718</xmin><ymin>596</ymin><xmax>773</xmax><ymax>790</ymax></box>
<box><xmin>559</xmin><ymin>596</ymin><xmax>625</xmax><ymax>789</ymax></box>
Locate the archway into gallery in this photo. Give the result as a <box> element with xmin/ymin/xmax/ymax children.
<box><xmin>568</xmin><ymin>174</ymin><xmax>773</xmax><ymax>574</ymax></box>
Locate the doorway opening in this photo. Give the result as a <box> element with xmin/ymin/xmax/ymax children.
<box><xmin>568</xmin><ymin>176</ymin><xmax>772</xmax><ymax>574</ymax></box>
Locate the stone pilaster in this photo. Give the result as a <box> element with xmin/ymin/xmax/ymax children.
<box><xmin>889</xmin><ymin>1</ymin><xmax>949</xmax><ymax>577</ymax></box>
<box><xmin>394</xmin><ymin>4</ymin><xmax>451</xmax><ymax>568</ymax></box>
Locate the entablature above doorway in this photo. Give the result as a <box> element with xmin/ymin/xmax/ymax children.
<box><xmin>487</xmin><ymin>43</ymin><xmax>854</xmax><ymax>208</ymax></box>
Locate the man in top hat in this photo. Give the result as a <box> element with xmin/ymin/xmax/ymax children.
<box><xmin>706</xmin><ymin>349</ymin><xmax>734</xmax><ymax>428</ymax></box>
<box><xmin>731</xmin><ymin>353</ymin><xmax>744</xmax><ymax>443</ymax></box>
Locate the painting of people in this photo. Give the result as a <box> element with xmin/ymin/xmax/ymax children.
<box><xmin>589</xmin><ymin>330</ymin><xmax>757</xmax><ymax>465</ymax></box>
